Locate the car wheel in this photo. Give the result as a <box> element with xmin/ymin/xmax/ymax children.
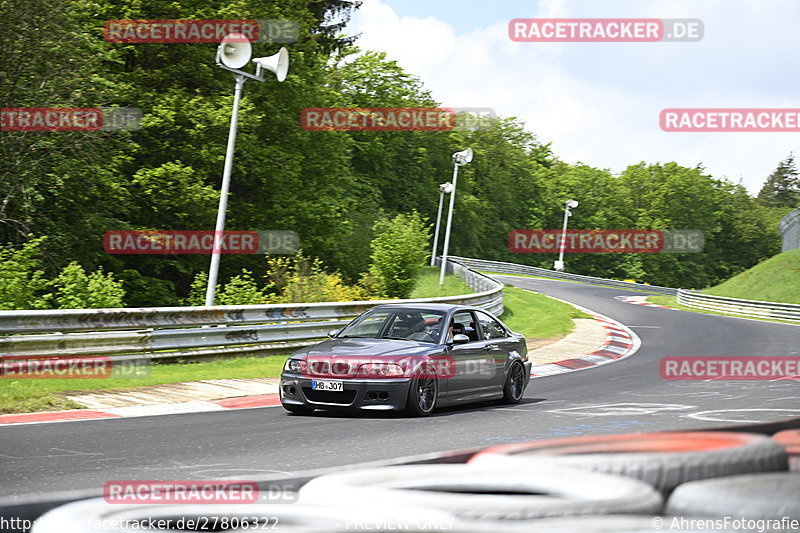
<box><xmin>405</xmin><ymin>367</ymin><xmax>438</xmax><ymax>417</ymax></box>
<box><xmin>283</xmin><ymin>403</ymin><xmax>315</xmax><ymax>415</ymax></box>
<box><xmin>501</xmin><ymin>361</ymin><xmax>526</xmax><ymax>404</ymax></box>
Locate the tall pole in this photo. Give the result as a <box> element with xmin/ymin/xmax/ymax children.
<box><xmin>430</xmin><ymin>189</ymin><xmax>445</xmax><ymax>266</ymax></box>
<box><xmin>557</xmin><ymin>204</ymin><xmax>570</xmax><ymax>267</ymax></box>
<box><xmin>439</xmin><ymin>163</ymin><xmax>460</xmax><ymax>285</ymax></box>
<box><xmin>555</xmin><ymin>199</ymin><xmax>577</xmax><ymax>272</ymax></box>
<box><xmin>205</xmin><ymin>74</ymin><xmax>245</xmax><ymax>306</ymax></box>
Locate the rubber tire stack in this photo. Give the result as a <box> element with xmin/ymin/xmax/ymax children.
<box><xmin>468</xmin><ymin>431</ymin><xmax>788</xmax><ymax>493</ymax></box>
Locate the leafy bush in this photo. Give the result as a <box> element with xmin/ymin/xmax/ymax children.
<box><xmin>265</xmin><ymin>254</ymin><xmax>368</xmax><ymax>303</ymax></box>
<box><xmin>368</xmin><ymin>212</ymin><xmax>431</xmax><ymax>298</ymax></box>
<box><xmin>50</xmin><ymin>262</ymin><xmax>125</xmax><ymax>309</ymax></box>
<box><xmin>0</xmin><ymin>237</ymin><xmax>125</xmax><ymax>309</ymax></box>
<box><xmin>0</xmin><ymin>237</ymin><xmax>50</xmax><ymax>310</ymax></box>
<box><xmin>184</xmin><ymin>271</ymin><xmax>210</xmax><ymax>306</ymax></box>
<box><xmin>216</xmin><ymin>269</ymin><xmax>267</xmax><ymax>305</ymax></box>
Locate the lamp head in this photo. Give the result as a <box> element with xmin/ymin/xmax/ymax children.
<box><xmin>439</xmin><ymin>182</ymin><xmax>454</xmax><ymax>194</ymax></box>
<box><xmin>566</xmin><ymin>199</ymin><xmax>579</xmax><ymax>208</ymax></box>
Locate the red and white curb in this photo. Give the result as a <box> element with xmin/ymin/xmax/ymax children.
<box><xmin>614</xmin><ymin>295</ymin><xmax>671</xmax><ymax>309</ymax></box>
<box><xmin>0</xmin><ymin>394</ymin><xmax>281</xmax><ymax>427</ymax></box>
<box><xmin>530</xmin><ymin>299</ymin><xmax>641</xmax><ymax>378</ymax></box>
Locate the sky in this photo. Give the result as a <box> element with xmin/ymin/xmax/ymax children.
<box><xmin>344</xmin><ymin>0</ymin><xmax>800</xmax><ymax>194</ymax></box>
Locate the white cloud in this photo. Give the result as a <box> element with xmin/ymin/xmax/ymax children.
<box><xmin>347</xmin><ymin>0</ymin><xmax>800</xmax><ymax>193</ymax></box>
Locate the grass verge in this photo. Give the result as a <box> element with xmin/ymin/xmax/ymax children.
<box><xmin>500</xmin><ymin>285</ymin><xmax>590</xmax><ymax>339</ymax></box>
<box><xmin>0</xmin><ymin>356</ymin><xmax>288</xmax><ymax>415</ymax></box>
<box><xmin>409</xmin><ymin>266</ymin><xmax>472</xmax><ymax>298</ymax></box>
<box><xmin>702</xmin><ymin>249</ymin><xmax>800</xmax><ymax>304</ymax></box>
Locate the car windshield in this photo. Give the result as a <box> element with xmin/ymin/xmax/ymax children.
<box><xmin>338</xmin><ymin>309</ymin><xmax>446</xmax><ymax>344</ymax></box>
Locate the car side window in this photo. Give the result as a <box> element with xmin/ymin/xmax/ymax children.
<box><xmin>449</xmin><ymin>311</ymin><xmax>478</xmax><ymax>343</ymax></box>
<box><xmin>476</xmin><ymin>311</ymin><xmax>507</xmax><ymax>340</ymax></box>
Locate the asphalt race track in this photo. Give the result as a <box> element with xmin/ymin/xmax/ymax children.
<box><xmin>2</xmin><ymin>275</ymin><xmax>799</xmax><ymax>499</ymax></box>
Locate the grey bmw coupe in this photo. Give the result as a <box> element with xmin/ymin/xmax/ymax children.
<box><xmin>279</xmin><ymin>303</ymin><xmax>531</xmax><ymax>416</ymax></box>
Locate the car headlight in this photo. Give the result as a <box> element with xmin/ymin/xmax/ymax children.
<box><xmin>284</xmin><ymin>358</ymin><xmax>307</xmax><ymax>374</ymax></box>
<box><xmin>356</xmin><ymin>362</ymin><xmax>404</xmax><ymax>378</ymax></box>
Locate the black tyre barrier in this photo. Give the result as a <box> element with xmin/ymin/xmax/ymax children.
<box><xmin>469</xmin><ymin>431</ymin><xmax>788</xmax><ymax>492</ymax></box>
<box><xmin>298</xmin><ymin>464</ymin><xmax>663</xmax><ymax>520</ymax></box>
<box><xmin>665</xmin><ymin>472</ymin><xmax>800</xmax><ymax>520</ymax></box>
<box><xmin>773</xmin><ymin>430</ymin><xmax>800</xmax><ymax>471</ymax></box>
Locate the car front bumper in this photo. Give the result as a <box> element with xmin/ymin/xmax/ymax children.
<box><xmin>280</xmin><ymin>374</ymin><xmax>412</xmax><ymax>411</ymax></box>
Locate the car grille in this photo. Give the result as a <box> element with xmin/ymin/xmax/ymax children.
<box><xmin>308</xmin><ymin>362</ymin><xmax>351</xmax><ymax>376</ymax></box>
<box><xmin>303</xmin><ymin>388</ymin><xmax>357</xmax><ymax>405</ymax></box>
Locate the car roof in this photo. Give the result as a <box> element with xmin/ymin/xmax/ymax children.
<box><xmin>369</xmin><ymin>303</ymin><xmax>479</xmax><ymax>313</ymax></box>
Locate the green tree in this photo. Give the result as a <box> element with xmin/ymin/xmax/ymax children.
<box><xmin>50</xmin><ymin>262</ymin><xmax>126</xmax><ymax>309</ymax></box>
<box><xmin>757</xmin><ymin>154</ymin><xmax>799</xmax><ymax>208</ymax></box>
<box><xmin>184</xmin><ymin>271</ymin><xmax>211</xmax><ymax>306</ymax></box>
<box><xmin>368</xmin><ymin>212</ymin><xmax>430</xmax><ymax>298</ymax></box>
<box><xmin>0</xmin><ymin>238</ymin><xmax>51</xmax><ymax>310</ymax></box>
<box><xmin>216</xmin><ymin>269</ymin><xmax>267</xmax><ymax>305</ymax></box>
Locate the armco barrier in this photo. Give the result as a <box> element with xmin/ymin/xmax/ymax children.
<box><xmin>451</xmin><ymin>256</ymin><xmax>678</xmax><ymax>295</ymax></box>
<box><xmin>0</xmin><ymin>259</ymin><xmax>502</xmax><ymax>361</ymax></box>
<box><xmin>677</xmin><ymin>289</ymin><xmax>800</xmax><ymax>322</ymax></box>
<box><xmin>779</xmin><ymin>206</ymin><xmax>800</xmax><ymax>253</ymax></box>
<box><xmin>454</xmin><ymin>256</ymin><xmax>800</xmax><ymax>323</ymax></box>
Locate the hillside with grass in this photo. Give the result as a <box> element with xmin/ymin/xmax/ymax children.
<box><xmin>703</xmin><ymin>249</ymin><xmax>800</xmax><ymax>304</ymax></box>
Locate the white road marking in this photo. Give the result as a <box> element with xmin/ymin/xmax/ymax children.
<box><xmin>688</xmin><ymin>408</ymin><xmax>800</xmax><ymax>423</ymax></box>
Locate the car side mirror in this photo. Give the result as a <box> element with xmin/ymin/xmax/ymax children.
<box><xmin>327</xmin><ymin>329</ymin><xmax>340</xmax><ymax>339</ymax></box>
<box><xmin>452</xmin><ymin>334</ymin><xmax>470</xmax><ymax>344</ymax></box>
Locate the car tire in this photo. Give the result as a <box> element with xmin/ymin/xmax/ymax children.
<box><xmin>282</xmin><ymin>403</ymin><xmax>315</xmax><ymax>415</ymax></box>
<box><xmin>665</xmin><ymin>472</ymin><xmax>800</xmax><ymax>519</ymax></box>
<box><xmin>298</xmin><ymin>464</ymin><xmax>663</xmax><ymax>520</ymax></box>
<box><xmin>404</xmin><ymin>366</ymin><xmax>438</xmax><ymax>417</ymax></box>
<box><xmin>500</xmin><ymin>361</ymin><xmax>526</xmax><ymax>404</ymax></box>
<box><xmin>469</xmin><ymin>431</ymin><xmax>788</xmax><ymax>492</ymax></box>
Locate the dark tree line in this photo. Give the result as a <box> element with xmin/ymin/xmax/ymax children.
<box><xmin>0</xmin><ymin>0</ymin><xmax>796</xmax><ymax>306</ymax></box>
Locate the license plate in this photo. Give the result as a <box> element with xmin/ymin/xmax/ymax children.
<box><xmin>311</xmin><ymin>380</ymin><xmax>343</xmax><ymax>392</ymax></box>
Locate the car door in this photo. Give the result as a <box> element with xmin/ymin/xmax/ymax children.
<box><xmin>473</xmin><ymin>310</ymin><xmax>514</xmax><ymax>389</ymax></box>
<box><xmin>445</xmin><ymin>311</ymin><xmax>498</xmax><ymax>396</ymax></box>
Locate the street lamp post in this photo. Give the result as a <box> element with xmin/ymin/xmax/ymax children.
<box><xmin>439</xmin><ymin>148</ymin><xmax>474</xmax><ymax>285</ymax></box>
<box><xmin>204</xmin><ymin>34</ymin><xmax>289</xmax><ymax>306</ymax></box>
<box><xmin>430</xmin><ymin>182</ymin><xmax>453</xmax><ymax>266</ymax></box>
<box><xmin>554</xmin><ymin>199</ymin><xmax>579</xmax><ymax>272</ymax></box>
